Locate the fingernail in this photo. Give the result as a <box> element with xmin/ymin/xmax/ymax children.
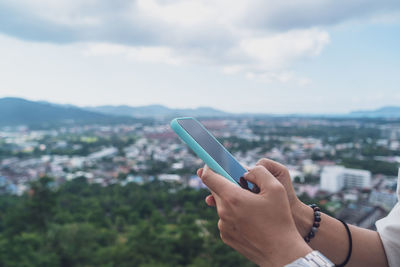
<box><xmin>243</xmin><ymin>172</ymin><xmax>249</xmax><ymax>177</ymax></box>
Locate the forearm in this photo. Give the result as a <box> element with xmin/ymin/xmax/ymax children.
<box><xmin>292</xmin><ymin>201</ymin><xmax>388</xmax><ymax>267</ymax></box>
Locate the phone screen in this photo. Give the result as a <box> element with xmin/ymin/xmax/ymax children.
<box><xmin>177</xmin><ymin>118</ymin><xmax>255</xmax><ymax>190</ymax></box>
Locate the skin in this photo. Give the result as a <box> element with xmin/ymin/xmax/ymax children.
<box><xmin>201</xmin><ymin>158</ymin><xmax>389</xmax><ymax>267</ymax></box>
<box><xmin>198</xmin><ymin>165</ymin><xmax>312</xmax><ymax>267</ymax></box>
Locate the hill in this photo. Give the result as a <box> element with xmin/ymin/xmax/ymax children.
<box><xmin>0</xmin><ymin>97</ymin><xmax>136</xmax><ymax>126</ymax></box>
<box><xmin>349</xmin><ymin>106</ymin><xmax>400</xmax><ymax>118</ymax></box>
<box><xmin>85</xmin><ymin>104</ymin><xmax>230</xmax><ymax>118</ymax></box>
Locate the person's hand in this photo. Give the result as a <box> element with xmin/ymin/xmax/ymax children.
<box><xmin>198</xmin><ymin>165</ymin><xmax>312</xmax><ymax>267</ymax></box>
<box><xmin>202</xmin><ymin>158</ymin><xmax>313</xmax><ymax>237</ymax></box>
<box><xmin>204</xmin><ymin>159</ymin><xmax>297</xmax><ymax>206</ymax></box>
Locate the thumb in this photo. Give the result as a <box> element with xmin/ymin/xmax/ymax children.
<box><xmin>200</xmin><ymin>165</ymin><xmax>236</xmax><ymax>197</ymax></box>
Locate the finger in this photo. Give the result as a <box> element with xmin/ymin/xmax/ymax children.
<box><xmin>200</xmin><ymin>165</ymin><xmax>237</xmax><ymax>196</ymax></box>
<box><xmin>256</xmin><ymin>158</ymin><xmax>288</xmax><ymax>177</ymax></box>
<box><xmin>205</xmin><ymin>194</ymin><xmax>216</xmax><ymax>206</ymax></box>
<box><xmin>244</xmin><ymin>166</ymin><xmax>279</xmax><ymax>193</ymax></box>
<box><xmin>198</xmin><ymin>168</ymin><xmax>220</xmax><ymax>205</ymax></box>
<box><xmin>218</xmin><ymin>219</ymin><xmax>236</xmax><ymax>245</ymax></box>
<box><xmin>197</xmin><ymin>168</ymin><xmax>203</xmax><ymax>177</ymax></box>
<box><xmin>199</xmin><ymin>168</ymin><xmax>222</xmax><ymax>201</ymax></box>
<box><xmin>239</xmin><ymin>176</ymin><xmax>261</xmax><ymax>193</ymax></box>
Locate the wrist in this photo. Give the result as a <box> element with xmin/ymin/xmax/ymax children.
<box><xmin>260</xmin><ymin>234</ymin><xmax>312</xmax><ymax>267</ymax></box>
<box><xmin>291</xmin><ymin>200</ymin><xmax>314</xmax><ymax>238</ymax></box>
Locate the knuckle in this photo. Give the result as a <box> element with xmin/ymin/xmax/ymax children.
<box><xmin>217</xmin><ymin>219</ymin><xmax>224</xmax><ymax>231</ymax></box>
<box><xmin>201</xmin><ymin>171</ymin><xmax>210</xmax><ymax>182</ymax></box>
<box><xmin>280</xmin><ymin>165</ymin><xmax>290</xmax><ymax>175</ymax></box>
<box><xmin>275</xmin><ymin>162</ymin><xmax>290</xmax><ymax>176</ymax></box>
<box><xmin>251</xmin><ymin>165</ymin><xmax>265</xmax><ymax>175</ymax></box>
<box><xmin>256</xmin><ymin>158</ymin><xmax>268</xmax><ymax>166</ymax></box>
<box><xmin>253</xmin><ymin>165</ymin><xmax>265</xmax><ymax>172</ymax></box>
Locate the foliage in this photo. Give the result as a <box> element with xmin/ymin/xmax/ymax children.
<box><xmin>340</xmin><ymin>158</ymin><xmax>398</xmax><ymax>176</ymax></box>
<box><xmin>0</xmin><ymin>177</ymin><xmax>256</xmax><ymax>267</ymax></box>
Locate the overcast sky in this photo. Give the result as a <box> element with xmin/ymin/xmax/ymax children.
<box><xmin>0</xmin><ymin>0</ymin><xmax>399</xmax><ymax>114</ymax></box>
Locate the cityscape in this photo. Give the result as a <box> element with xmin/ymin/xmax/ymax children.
<box><xmin>0</xmin><ymin>0</ymin><xmax>399</xmax><ymax>265</ymax></box>
<box><xmin>1</xmin><ymin>116</ymin><xmax>399</xmax><ymax>231</ymax></box>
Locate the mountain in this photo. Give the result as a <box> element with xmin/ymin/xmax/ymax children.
<box><xmin>85</xmin><ymin>104</ymin><xmax>230</xmax><ymax>118</ymax></box>
<box><xmin>3</xmin><ymin>97</ymin><xmax>400</xmax><ymax>127</ymax></box>
<box><xmin>349</xmin><ymin>106</ymin><xmax>400</xmax><ymax>118</ymax></box>
<box><xmin>0</xmin><ymin>97</ymin><xmax>136</xmax><ymax>126</ymax></box>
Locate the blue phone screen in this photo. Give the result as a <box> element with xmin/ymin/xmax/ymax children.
<box><xmin>177</xmin><ymin>118</ymin><xmax>254</xmax><ymax>190</ymax></box>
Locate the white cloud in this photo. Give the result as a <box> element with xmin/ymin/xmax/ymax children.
<box><xmin>245</xmin><ymin>71</ymin><xmax>312</xmax><ymax>86</ymax></box>
<box><xmin>0</xmin><ymin>0</ymin><xmax>398</xmax><ymax>85</ymax></box>
<box><xmin>237</xmin><ymin>28</ymin><xmax>330</xmax><ymax>69</ymax></box>
<box><xmin>84</xmin><ymin>43</ymin><xmax>184</xmax><ymax>65</ymax></box>
<box><xmin>135</xmin><ymin>0</ymin><xmax>217</xmax><ymax>27</ymax></box>
<box><xmin>220</xmin><ymin>28</ymin><xmax>329</xmax><ymax>83</ymax></box>
<box><xmin>83</xmin><ymin>28</ymin><xmax>329</xmax><ymax>85</ymax></box>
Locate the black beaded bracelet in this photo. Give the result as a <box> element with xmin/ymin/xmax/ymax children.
<box><xmin>304</xmin><ymin>204</ymin><xmax>321</xmax><ymax>243</ymax></box>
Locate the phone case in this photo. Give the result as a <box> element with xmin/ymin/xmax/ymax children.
<box><xmin>170</xmin><ymin>117</ymin><xmax>240</xmax><ymax>186</ymax></box>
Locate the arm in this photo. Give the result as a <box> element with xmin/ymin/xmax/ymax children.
<box><xmin>292</xmin><ymin>201</ymin><xmax>388</xmax><ymax>267</ymax></box>
<box><xmin>259</xmin><ymin>158</ymin><xmax>388</xmax><ymax>267</ymax></box>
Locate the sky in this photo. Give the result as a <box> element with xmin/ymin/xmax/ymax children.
<box><xmin>0</xmin><ymin>0</ymin><xmax>399</xmax><ymax>114</ymax></box>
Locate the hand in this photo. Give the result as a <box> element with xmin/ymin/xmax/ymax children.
<box><xmin>198</xmin><ymin>165</ymin><xmax>312</xmax><ymax>267</ymax></box>
<box><xmin>204</xmin><ymin>159</ymin><xmax>297</xmax><ymax>208</ymax></box>
<box><xmin>256</xmin><ymin>159</ymin><xmax>314</xmax><ymax>237</ymax></box>
<box><xmin>202</xmin><ymin>158</ymin><xmax>312</xmax><ymax>237</ymax></box>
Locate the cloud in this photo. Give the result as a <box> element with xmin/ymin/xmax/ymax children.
<box><xmin>220</xmin><ymin>28</ymin><xmax>329</xmax><ymax>83</ymax></box>
<box><xmin>237</xmin><ymin>28</ymin><xmax>330</xmax><ymax>69</ymax></box>
<box><xmin>1</xmin><ymin>0</ymin><xmax>398</xmax><ymax>44</ymax></box>
<box><xmin>245</xmin><ymin>71</ymin><xmax>312</xmax><ymax>86</ymax></box>
<box><xmin>0</xmin><ymin>0</ymin><xmax>398</xmax><ymax>84</ymax></box>
<box><xmin>244</xmin><ymin>0</ymin><xmax>400</xmax><ymax>30</ymax></box>
<box><xmin>84</xmin><ymin>43</ymin><xmax>185</xmax><ymax>65</ymax></box>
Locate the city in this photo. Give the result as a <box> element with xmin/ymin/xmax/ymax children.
<box><xmin>1</xmin><ymin>117</ymin><xmax>399</xmax><ymax>230</ymax></box>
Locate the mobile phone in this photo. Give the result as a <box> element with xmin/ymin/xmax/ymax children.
<box><xmin>170</xmin><ymin>117</ymin><xmax>257</xmax><ymax>192</ymax></box>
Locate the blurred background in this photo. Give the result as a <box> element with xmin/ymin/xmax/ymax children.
<box><xmin>0</xmin><ymin>1</ymin><xmax>400</xmax><ymax>266</ymax></box>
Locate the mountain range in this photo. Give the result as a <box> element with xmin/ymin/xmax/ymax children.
<box><xmin>349</xmin><ymin>106</ymin><xmax>400</xmax><ymax>118</ymax></box>
<box><xmin>1</xmin><ymin>97</ymin><xmax>400</xmax><ymax>127</ymax></box>
<box><xmin>86</xmin><ymin>105</ymin><xmax>229</xmax><ymax>118</ymax></box>
<box><xmin>0</xmin><ymin>98</ymin><xmax>135</xmax><ymax>126</ymax></box>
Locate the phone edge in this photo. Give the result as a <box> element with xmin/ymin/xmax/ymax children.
<box><xmin>170</xmin><ymin>117</ymin><xmax>240</xmax><ymax>186</ymax></box>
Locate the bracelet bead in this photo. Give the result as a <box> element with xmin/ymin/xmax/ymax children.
<box><xmin>304</xmin><ymin>204</ymin><xmax>322</xmax><ymax>243</ymax></box>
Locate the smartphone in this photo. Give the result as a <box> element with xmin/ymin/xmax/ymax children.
<box><xmin>170</xmin><ymin>117</ymin><xmax>257</xmax><ymax>192</ymax></box>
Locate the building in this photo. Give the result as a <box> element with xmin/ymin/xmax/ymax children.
<box><xmin>88</xmin><ymin>147</ymin><xmax>118</xmax><ymax>160</ymax></box>
<box><xmin>336</xmin><ymin>203</ymin><xmax>387</xmax><ymax>229</ymax></box>
<box><xmin>320</xmin><ymin>165</ymin><xmax>371</xmax><ymax>193</ymax></box>
<box><xmin>369</xmin><ymin>190</ymin><xmax>398</xmax><ymax>211</ymax></box>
